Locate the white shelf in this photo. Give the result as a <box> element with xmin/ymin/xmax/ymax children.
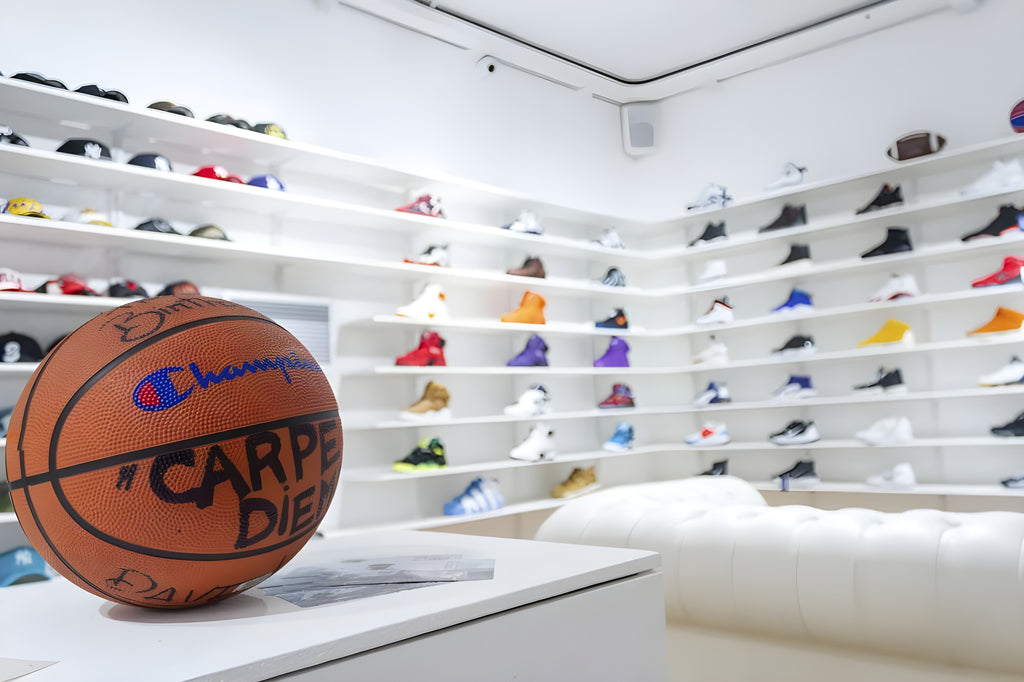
<box><xmin>0</xmin><ymin>363</ymin><xmax>38</xmax><ymax>376</ymax></box>
<box><xmin>681</xmin><ymin>436</ymin><xmax>1022</xmax><ymax>452</ymax></box>
<box><xmin>329</xmin><ymin>497</ymin><xmax>572</xmax><ymax>536</ymax></box>
<box><xmin>368</xmin><ymin>315</ymin><xmax>648</xmax><ymax>336</ymax></box>
<box><xmin>345</xmin><ymin>406</ymin><xmax>651</xmax><ymax>432</ymax></box>
<box><xmin>753</xmin><ymin>481</ymin><xmax>1024</xmax><ymax>497</ymax></box>
<box><xmin>370</xmin><ymin>366</ymin><xmax>679</xmax><ymax>376</ymax></box>
<box><xmin>0</xmin><ymin>290</ymin><xmax>122</xmax><ymax>313</ymax></box>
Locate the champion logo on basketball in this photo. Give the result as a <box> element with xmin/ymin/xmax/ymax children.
<box><xmin>133</xmin><ymin>351</ymin><xmax>323</xmax><ymax>412</ymax></box>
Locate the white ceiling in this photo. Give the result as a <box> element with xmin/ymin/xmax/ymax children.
<box><xmin>419</xmin><ymin>0</ymin><xmax>889</xmax><ymax>82</ymax></box>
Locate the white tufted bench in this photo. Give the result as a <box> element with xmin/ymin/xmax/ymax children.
<box><xmin>535</xmin><ymin>476</ymin><xmax>1024</xmax><ymax>682</ymax></box>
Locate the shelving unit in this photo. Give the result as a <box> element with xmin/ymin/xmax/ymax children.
<box><xmin>3</xmin><ymin>75</ymin><xmax>1024</xmax><ymax>537</ymax></box>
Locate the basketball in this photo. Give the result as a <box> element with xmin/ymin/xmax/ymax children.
<box><xmin>1010</xmin><ymin>98</ymin><xmax>1024</xmax><ymax>133</ymax></box>
<box><xmin>4</xmin><ymin>295</ymin><xmax>342</xmax><ymax>608</ymax></box>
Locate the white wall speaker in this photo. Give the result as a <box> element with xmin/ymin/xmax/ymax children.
<box><xmin>620</xmin><ymin>102</ymin><xmax>657</xmax><ymax>157</ymax></box>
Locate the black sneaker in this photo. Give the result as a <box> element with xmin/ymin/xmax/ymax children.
<box><xmin>778</xmin><ymin>243</ymin><xmax>811</xmax><ymax>266</ymax></box>
<box><xmin>772</xmin><ymin>335</ymin><xmax>816</xmax><ymax>357</ymax></box>
<box><xmin>856</xmin><ymin>184</ymin><xmax>903</xmax><ymax>214</ymax></box>
<box><xmin>393</xmin><ymin>437</ymin><xmax>447</xmax><ymax>472</ymax></box>
<box><xmin>861</xmin><ymin>227</ymin><xmax>912</xmax><ymax>258</ymax></box>
<box><xmin>991</xmin><ymin>412</ymin><xmax>1024</xmax><ymax>437</ymax></box>
<box><xmin>961</xmin><ymin>204</ymin><xmax>1021</xmax><ymax>241</ymax></box>
<box><xmin>595</xmin><ymin>308</ymin><xmax>628</xmax><ymax>329</ymax></box>
<box><xmin>771</xmin><ymin>460</ymin><xmax>820</xmax><ymax>490</ymax></box>
<box><xmin>769</xmin><ymin>420</ymin><xmax>821</xmax><ymax>445</ymax></box>
<box><xmin>1002</xmin><ymin>475</ymin><xmax>1024</xmax><ymax>488</ymax></box>
<box><xmin>758</xmin><ymin>204</ymin><xmax>807</xmax><ymax>233</ymax></box>
<box><xmin>853</xmin><ymin>368</ymin><xmax>906</xmax><ymax>393</ymax></box>
<box><xmin>700</xmin><ymin>459</ymin><xmax>728</xmax><ymax>476</ymax></box>
<box><xmin>600</xmin><ymin>267</ymin><xmax>627</xmax><ymax>287</ymax></box>
<box><xmin>689</xmin><ymin>221</ymin><xmax>727</xmax><ymax>247</ymax></box>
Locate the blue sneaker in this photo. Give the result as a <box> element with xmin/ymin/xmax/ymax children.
<box><xmin>603</xmin><ymin>422</ymin><xmax>635</xmax><ymax>452</ymax></box>
<box><xmin>771</xmin><ymin>288</ymin><xmax>813</xmax><ymax>314</ymax></box>
<box><xmin>443</xmin><ymin>477</ymin><xmax>504</xmax><ymax>516</ymax></box>
<box><xmin>694</xmin><ymin>382</ymin><xmax>732</xmax><ymax>406</ymax></box>
<box><xmin>771</xmin><ymin>375</ymin><xmax>816</xmax><ymax>400</ymax></box>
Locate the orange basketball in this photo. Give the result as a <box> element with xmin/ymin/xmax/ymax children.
<box><xmin>4</xmin><ymin>295</ymin><xmax>341</xmax><ymax>608</ymax></box>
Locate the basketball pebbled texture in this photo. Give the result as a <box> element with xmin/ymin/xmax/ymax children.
<box><xmin>5</xmin><ymin>295</ymin><xmax>342</xmax><ymax>608</ymax></box>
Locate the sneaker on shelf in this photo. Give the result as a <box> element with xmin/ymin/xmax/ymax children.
<box><xmin>501</xmin><ymin>210</ymin><xmax>543</xmax><ymax>235</ymax></box>
<box><xmin>551</xmin><ymin>466</ymin><xmax>599</xmax><ymax>499</ymax></box>
<box><xmin>777</xmin><ymin>243</ymin><xmax>811</xmax><ymax>267</ymax></box>
<box><xmin>603</xmin><ymin>422</ymin><xmax>635</xmax><ymax>452</ymax></box>
<box><xmin>503</xmin><ymin>383</ymin><xmax>552</xmax><ymax>417</ymax></box>
<box><xmin>689</xmin><ymin>221</ymin><xmax>727</xmax><ymax>247</ymax></box>
<box><xmin>978</xmin><ymin>356</ymin><xmax>1024</xmax><ymax>386</ymax></box>
<box><xmin>687</xmin><ymin>183</ymin><xmax>731</xmax><ymax>211</ymax></box>
<box><xmin>758</xmin><ymin>204</ymin><xmax>807</xmax><ymax>233</ymax></box>
<box><xmin>400</xmin><ymin>381</ymin><xmax>452</xmax><ymax>421</ymax></box>
<box><xmin>855</xmin><ymin>184</ymin><xmax>903</xmax><ymax>214</ymax></box>
<box><xmin>393</xmin><ymin>437</ymin><xmax>447</xmax><ymax>473</ymax></box>
<box><xmin>693</xmin><ymin>336</ymin><xmax>729</xmax><ymax>365</ymax></box>
<box><xmin>772</xmin><ymin>334</ymin><xmax>816</xmax><ymax>357</ymax></box>
<box><xmin>769</xmin><ymin>420</ymin><xmax>820</xmax><ymax>445</ymax></box>
<box><xmin>500</xmin><ymin>291</ymin><xmax>546</xmax><ymax>324</ymax></box>
<box><xmin>395</xmin><ymin>283</ymin><xmax>449</xmax><ymax>320</ymax></box>
<box><xmin>444</xmin><ymin>477</ymin><xmax>504</xmax><ymax>515</ymax></box>
<box><xmin>598</xmin><ymin>383</ymin><xmax>635</xmax><ymax>408</ymax></box>
<box><xmin>507</xmin><ymin>256</ymin><xmax>546</xmax><ymax>278</ymax></box>
<box><xmin>1001</xmin><ymin>475</ymin><xmax>1024</xmax><ymax>489</ymax></box>
<box><xmin>960</xmin><ymin>204</ymin><xmax>1022</xmax><ymax>241</ymax></box>
<box><xmin>694</xmin><ymin>382</ymin><xmax>731</xmax><ymax>407</ymax></box>
<box><xmin>595</xmin><ymin>308</ymin><xmax>628</xmax><ymax>330</ymax></box>
<box><xmin>765</xmin><ymin>162</ymin><xmax>808</xmax><ymax>191</ymax></box>
<box><xmin>395</xmin><ymin>330</ymin><xmax>447</xmax><ymax>366</ymax></box>
<box><xmin>507</xmin><ymin>333</ymin><xmax>549</xmax><ymax>367</ymax></box>
<box><xmin>971</xmin><ymin>256</ymin><xmax>1024</xmax><ymax>287</ymax></box>
<box><xmin>594</xmin><ymin>336</ymin><xmax>630</xmax><ymax>367</ymax></box>
<box><xmin>853</xmin><ymin>367</ymin><xmax>906</xmax><ymax>394</ymax></box>
<box><xmin>991</xmin><ymin>411</ymin><xmax>1024</xmax><ymax>437</ymax></box>
<box><xmin>967</xmin><ymin>306</ymin><xmax>1024</xmax><ymax>336</ymax></box>
<box><xmin>396</xmin><ymin>194</ymin><xmax>446</xmax><ymax>218</ymax></box>
<box><xmin>700</xmin><ymin>459</ymin><xmax>728</xmax><ymax>475</ymax></box>
<box><xmin>771</xmin><ymin>375</ymin><xmax>816</xmax><ymax>400</ymax></box>
<box><xmin>771</xmin><ymin>288</ymin><xmax>813</xmax><ymax>315</ymax></box>
<box><xmin>856</xmin><ymin>416</ymin><xmax>914</xmax><ymax>445</ymax></box>
<box><xmin>772</xmin><ymin>460</ymin><xmax>820</xmax><ymax>489</ymax></box>
<box><xmin>960</xmin><ymin>159</ymin><xmax>1024</xmax><ymax>197</ymax></box>
<box><xmin>861</xmin><ymin>227</ymin><xmax>912</xmax><ymax>258</ymax></box>
<box><xmin>866</xmin><ymin>462</ymin><xmax>916</xmax><ymax>489</ymax></box>
<box><xmin>599</xmin><ymin>267</ymin><xmax>627</xmax><ymax>287</ymax></box>
<box><xmin>696</xmin><ymin>259</ymin><xmax>727</xmax><ymax>284</ymax></box>
<box><xmin>685</xmin><ymin>422</ymin><xmax>730</xmax><ymax>446</ymax></box>
<box><xmin>509</xmin><ymin>423</ymin><xmax>556</xmax><ymax>461</ymax></box>
<box><xmin>592</xmin><ymin>227</ymin><xmax>625</xmax><ymax>250</ymax></box>
<box><xmin>857</xmin><ymin>318</ymin><xmax>914</xmax><ymax>347</ymax></box>
<box><xmin>869</xmin><ymin>274</ymin><xmax>921</xmax><ymax>302</ymax></box>
<box><xmin>696</xmin><ymin>296</ymin><xmax>734</xmax><ymax>325</ymax></box>
<box><xmin>404</xmin><ymin>244</ymin><xmax>449</xmax><ymax>267</ymax></box>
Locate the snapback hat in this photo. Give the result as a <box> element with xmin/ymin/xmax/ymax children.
<box><xmin>207</xmin><ymin>114</ymin><xmax>252</xmax><ymax>130</ymax></box>
<box><xmin>188</xmin><ymin>224</ymin><xmax>230</xmax><ymax>240</ymax></box>
<box><xmin>193</xmin><ymin>165</ymin><xmax>230</xmax><ymax>181</ymax></box>
<box><xmin>3</xmin><ymin>197</ymin><xmax>49</xmax><ymax>219</ymax></box>
<box><xmin>35</xmin><ymin>273</ymin><xmax>100</xmax><ymax>296</ymax></box>
<box><xmin>66</xmin><ymin>208</ymin><xmax>113</xmax><ymax>227</ymax></box>
<box><xmin>0</xmin><ymin>332</ymin><xmax>44</xmax><ymax>362</ymax></box>
<box><xmin>253</xmin><ymin>123</ymin><xmax>287</xmax><ymax>139</ymax></box>
<box><xmin>56</xmin><ymin>138</ymin><xmax>112</xmax><ymax>161</ymax></box>
<box><xmin>135</xmin><ymin>218</ymin><xmax>179</xmax><ymax>234</ymax></box>
<box><xmin>0</xmin><ymin>268</ymin><xmax>29</xmax><ymax>292</ymax></box>
<box><xmin>148</xmin><ymin>100</ymin><xmax>195</xmax><ymax>118</ymax></box>
<box><xmin>0</xmin><ymin>546</ymin><xmax>56</xmax><ymax>587</ymax></box>
<box><xmin>127</xmin><ymin>153</ymin><xmax>173</xmax><ymax>172</ymax></box>
<box><xmin>158</xmin><ymin>280</ymin><xmax>201</xmax><ymax>296</ymax></box>
<box><xmin>0</xmin><ymin>125</ymin><xmax>29</xmax><ymax>147</ymax></box>
<box><xmin>248</xmin><ymin>174</ymin><xmax>285</xmax><ymax>191</ymax></box>
<box><xmin>75</xmin><ymin>84</ymin><xmax>129</xmax><ymax>104</ymax></box>
<box><xmin>11</xmin><ymin>72</ymin><xmax>67</xmax><ymax>90</ymax></box>
<box><xmin>0</xmin><ymin>405</ymin><xmax>12</xmax><ymax>438</ymax></box>
<box><xmin>107</xmin><ymin>279</ymin><xmax>150</xmax><ymax>298</ymax></box>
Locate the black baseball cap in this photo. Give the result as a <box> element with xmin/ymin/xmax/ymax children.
<box><xmin>107</xmin><ymin>279</ymin><xmax>150</xmax><ymax>298</ymax></box>
<box><xmin>207</xmin><ymin>114</ymin><xmax>252</xmax><ymax>130</ymax></box>
<box><xmin>56</xmin><ymin>138</ymin><xmax>112</xmax><ymax>161</ymax></box>
<box><xmin>11</xmin><ymin>72</ymin><xmax>67</xmax><ymax>90</ymax></box>
<box><xmin>0</xmin><ymin>332</ymin><xmax>44</xmax><ymax>363</ymax></box>
<box><xmin>135</xmin><ymin>218</ymin><xmax>179</xmax><ymax>234</ymax></box>
<box><xmin>253</xmin><ymin>123</ymin><xmax>287</xmax><ymax>139</ymax></box>
<box><xmin>0</xmin><ymin>406</ymin><xmax>12</xmax><ymax>438</ymax></box>
<box><xmin>188</xmin><ymin>224</ymin><xmax>230</xmax><ymax>240</ymax></box>
<box><xmin>75</xmin><ymin>84</ymin><xmax>129</xmax><ymax>104</ymax></box>
<box><xmin>158</xmin><ymin>281</ymin><xmax>201</xmax><ymax>296</ymax></box>
<box><xmin>148</xmin><ymin>101</ymin><xmax>195</xmax><ymax>118</ymax></box>
<box><xmin>127</xmin><ymin>153</ymin><xmax>173</xmax><ymax>172</ymax></box>
<box><xmin>0</xmin><ymin>125</ymin><xmax>28</xmax><ymax>147</ymax></box>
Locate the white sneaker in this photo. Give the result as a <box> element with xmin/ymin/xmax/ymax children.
<box><xmin>509</xmin><ymin>423</ymin><xmax>556</xmax><ymax>461</ymax></box>
<box><xmin>395</xmin><ymin>283</ymin><xmax>449</xmax><ymax>320</ymax></box>
<box><xmin>503</xmin><ymin>384</ymin><xmax>552</xmax><ymax>417</ymax></box>
<box><xmin>855</xmin><ymin>416</ymin><xmax>914</xmax><ymax>446</ymax></box>
<box><xmin>866</xmin><ymin>462</ymin><xmax>916</xmax><ymax>489</ymax></box>
<box><xmin>961</xmin><ymin>159</ymin><xmax>1024</xmax><ymax>197</ymax></box>
<box><xmin>696</xmin><ymin>259</ymin><xmax>727</xmax><ymax>284</ymax></box>
<box><xmin>769</xmin><ymin>420</ymin><xmax>820</xmax><ymax>445</ymax></box>
<box><xmin>764</xmin><ymin>162</ymin><xmax>807</xmax><ymax>191</ymax></box>
<box><xmin>694</xmin><ymin>382</ymin><xmax>731</xmax><ymax>407</ymax></box>
<box><xmin>685</xmin><ymin>422</ymin><xmax>731</xmax><ymax>446</ymax></box>
<box><xmin>978</xmin><ymin>356</ymin><xmax>1024</xmax><ymax>386</ymax></box>
<box><xmin>592</xmin><ymin>227</ymin><xmax>625</xmax><ymax>250</ymax></box>
<box><xmin>405</xmin><ymin>244</ymin><xmax>450</xmax><ymax>267</ymax></box>
<box><xmin>687</xmin><ymin>183</ymin><xmax>732</xmax><ymax>211</ymax></box>
<box><xmin>868</xmin><ymin>274</ymin><xmax>921</xmax><ymax>302</ymax></box>
<box><xmin>503</xmin><ymin>210</ymin><xmax>543</xmax><ymax>235</ymax></box>
<box><xmin>771</xmin><ymin>376</ymin><xmax>816</xmax><ymax>400</ymax></box>
<box><xmin>696</xmin><ymin>297</ymin><xmax>734</xmax><ymax>325</ymax></box>
<box><xmin>693</xmin><ymin>337</ymin><xmax>728</xmax><ymax>365</ymax></box>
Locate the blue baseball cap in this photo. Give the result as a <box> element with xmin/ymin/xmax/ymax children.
<box><xmin>248</xmin><ymin>174</ymin><xmax>285</xmax><ymax>191</ymax></box>
<box><xmin>0</xmin><ymin>546</ymin><xmax>55</xmax><ymax>587</ymax></box>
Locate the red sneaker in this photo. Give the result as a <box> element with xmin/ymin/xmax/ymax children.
<box><xmin>972</xmin><ymin>256</ymin><xmax>1024</xmax><ymax>288</ymax></box>
<box><xmin>598</xmin><ymin>383</ymin><xmax>635</xmax><ymax>408</ymax></box>
<box><xmin>396</xmin><ymin>194</ymin><xmax>446</xmax><ymax>219</ymax></box>
<box><xmin>395</xmin><ymin>331</ymin><xmax>447</xmax><ymax>366</ymax></box>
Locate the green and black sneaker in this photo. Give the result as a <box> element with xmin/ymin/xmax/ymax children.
<box><xmin>393</xmin><ymin>437</ymin><xmax>447</xmax><ymax>473</ymax></box>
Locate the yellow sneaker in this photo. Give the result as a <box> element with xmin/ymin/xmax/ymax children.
<box><xmin>857</xmin><ymin>318</ymin><xmax>913</xmax><ymax>347</ymax></box>
<box><xmin>968</xmin><ymin>307</ymin><xmax>1024</xmax><ymax>336</ymax></box>
<box><xmin>551</xmin><ymin>466</ymin><xmax>600</xmax><ymax>499</ymax></box>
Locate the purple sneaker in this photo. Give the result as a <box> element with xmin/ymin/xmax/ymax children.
<box><xmin>507</xmin><ymin>333</ymin><xmax>549</xmax><ymax>366</ymax></box>
<box><xmin>594</xmin><ymin>336</ymin><xmax>630</xmax><ymax>368</ymax></box>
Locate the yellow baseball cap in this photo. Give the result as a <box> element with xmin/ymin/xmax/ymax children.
<box><xmin>3</xmin><ymin>197</ymin><xmax>49</xmax><ymax>219</ymax></box>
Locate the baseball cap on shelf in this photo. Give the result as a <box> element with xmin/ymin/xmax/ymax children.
<box><xmin>0</xmin><ymin>546</ymin><xmax>56</xmax><ymax>586</ymax></box>
<box><xmin>127</xmin><ymin>153</ymin><xmax>173</xmax><ymax>172</ymax></box>
<box><xmin>188</xmin><ymin>224</ymin><xmax>230</xmax><ymax>240</ymax></box>
<box><xmin>107</xmin><ymin>279</ymin><xmax>150</xmax><ymax>298</ymax></box>
<box><xmin>3</xmin><ymin>197</ymin><xmax>49</xmax><ymax>219</ymax></box>
<box><xmin>248</xmin><ymin>174</ymin><xmax>285</xmax><ymax>191</ymax></box>
<box><xmin>0</xmin><ymin>405</ymin><xmax>12</xmax><ymax>438</ymax></box>
<box><xmin>207</xmin><ymin>114</ymin><xmax>252</xmax><ymax>130</ymax></box>
<box><xmin>158</xmin><ymin>280</ymin><xmax>201</xmax><ymax>296</ymax></box>
<box><xmin>193</xmin><ymin>165</ymin><xmax>244</xmax><ymax>183</ymax></box>
<box><xmin>56</xmin><ymin>138</ymin><xmax>112</xmax><ymax>161</ymax></box>
<box><xmin>66</xmin><ymin>208</ymin><xmax>113</xmax><ymax>227</ymax></box>
<box><xmin>0</xmin><ymin>125</ymin><xmax>28</xmax><ymax>147</ymax></box>
<box><xmin>252</xmin><ymin>123</ymin><xmax>287</xmax><ymax>139</ymax></box>
<box><xmin>74</xmin><ymin>84</ymin><xmax>129</xmax><ymax>104</ymax></box>
<box><xmin>135</xmin><ymin>218</ymin><xmax>179</xmax><ymax>234</ymax></box>
<box><xmin>0</xmin><ymin>268</ymin><xmax>29</xmax><ymax>292</ymax></box>
<box><xmin>35</xmin><ymin>273</ymin><xmax>100</xmax><ymax>296</ymax></box>
<box><xmin>0</xmin><ymin>331</ymin><xmax>44</xmax><ymax>362</ymax></box>
<box><xmin>148</xmin><ymin>100</ymin><xmax>195</xmax><ymax>118</ymax></box>
<box><xmin>11</xmin><ymin>72</ymin><xmax>67</xmax><ymax>90</ymax></box>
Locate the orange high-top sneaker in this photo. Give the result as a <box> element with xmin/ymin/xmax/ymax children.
<box><xmin>500</xmin><ymin>291</ymin><xmax>546</xmax><ymax>324</ymax></box>
<box><xmin>968</xmin><ymin>306</ymin><xmax>1024</xmax><ymax>335</ymax></box>
<box><xmin>857</xmin><ymin>318</ymin><xmax>914</xmax><ymax>347</ymax></box>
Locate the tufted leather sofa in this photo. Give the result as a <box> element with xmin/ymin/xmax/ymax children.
<box><xmin>535</xmin><ymin>476</ymin><xmax>1024</xmax><ymax>681</ymax></box>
